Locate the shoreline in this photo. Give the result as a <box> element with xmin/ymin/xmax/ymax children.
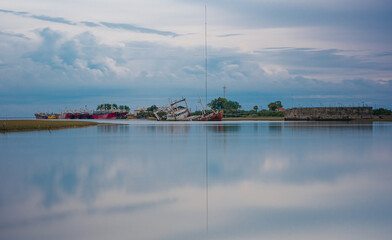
<box><xmin>0</xmin><ymin>120</ymin><xmax>99</xmax><ymax>133</ymax></box>
<box><xmin>1</xmin><ymin>117</ymin><xmax>391</xmax><ymax>133</ymax></box>
<box><xmin>223</xmin><ymin>117</ymin><xmax>284</xmax><ymax>121</ymax></box>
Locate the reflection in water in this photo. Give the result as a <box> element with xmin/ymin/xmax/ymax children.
<box><xmin>0</xmin><ymin>121</ymin><xmax>392</xmax><ymax>240</ymax></box>
<box><xmin>210</xmin><ymin>124</ymin><xmax>240</xmax><ymax>133</ymax></box>
<box><xmin>268</xmin><ymin>124</ymin><xmax>283</xmax><ymax>134</ymax></box>
<box><xmin>97</xmin><ymin>124</ymin><xmax>130</xmax><ymax>133</ymax></box>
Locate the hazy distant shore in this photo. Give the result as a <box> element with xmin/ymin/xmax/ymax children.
<box><xmin>0</xmin><ymin>120</ymin><xmax>99</xmax><ymax>132</ymax></box>
<box><xmin>223</xmin><ymin>117</ymin><xmax>284</xmax><ymax>121</ymax></box>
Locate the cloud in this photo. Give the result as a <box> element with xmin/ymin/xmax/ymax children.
<box><xmin>1</xmin><ymin>32</ymin><xmax>392</xmax><ymax>116</ymax></box>
<box><xmin>31</xmin><ymin>15</ymin><xmax>76</xmax><ymax>25</ymax></box>
<box><xmin>0</xmin><ymin>9</ymin><xmax>75</xmax><ymax>25</ymax></box>
<box><xmin>255</xmin><ymin>48</ymin><xmax>385</xmax><ymax>70</ymax></box>
<box><xmin>0</xmin><ymin>8</ymin><xmax>180</xmax><ymax>37</ymax></box>
<box><xmin>1</xmin><ymin>21</ymin><xmax>392</xmax><ymax>117</ymax></box>
<box><xmin>196</xmin><ymin>0</ymin><xmax>392</xmax><ymax>30</ymax></box>
<box><xmin>0</xmin><ymin>31</ymin><xmax>30</xmax><ymax>40</ymax></box>
<box><xmin>24</xmin><ymin>28</ymin><xmax>129</xmax><ymax>77</ymax></box>
<box><xmin>0</xmin><ymin>197</ymin><xmax>176</xmax><ymax>230</ymax></box>
<box><xmin>0</xmin><ymin>9</ymin><xmax>14</xmax><ymax>13</ymax></box>
<box><xmin>254</xmin><ymin>47</ymin><xmax>392</xmax><ymax>84</ymax></box>
<box><xmin>80</xmin><ymin>21</ymin><xmax>101</xmax><ymax>27</ymax></box>
<box><xmin>217</xmin><ymin>33</ymin><xmax>241</xmax><ymax>38</ymax></box>
<box><xmin>0</xmin><ymin>7</ymin><xmax>71</xmax><ymax>28</ymax></box>
<box><xmin>100</xmin><ymin>22</ymin><xmax>179</xmax><ymax>37</ymax></box>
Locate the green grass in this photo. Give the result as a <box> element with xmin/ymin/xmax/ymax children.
<box><xmin>0</xmin><ymin>120</ymin><xmax>98</xmax><ymax>132</ymax></box>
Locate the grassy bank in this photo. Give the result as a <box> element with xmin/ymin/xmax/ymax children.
<box><xmin>0</xmin><ymin>120</ymin><xmax>99</xmax><ymax>132</ymax></box>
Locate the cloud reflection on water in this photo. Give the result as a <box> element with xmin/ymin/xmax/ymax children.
<box><xmin>0</xmin><ymin>121</ymin><xmax>391</xmax><ymax>239</ymax></box>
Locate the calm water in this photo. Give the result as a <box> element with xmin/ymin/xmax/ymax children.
<box><xmin>1</xmin><ymin>120</ymin><xmax>392</xmax><ymax>240</ymax></box>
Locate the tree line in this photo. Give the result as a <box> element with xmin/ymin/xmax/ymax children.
<box><xmin>207</xmin><ymin>98</ymin><xmax>284</xmax><ymax>117</ymax></box>
<box><xmin>135</xmin><ymin>98</ymin><xmax>284</xmax><ymax>118</ymax></box>
<box><xmin>97</xmin><ymin>103</ymin><xmax>130</xmax><ymax>111</ymax></box>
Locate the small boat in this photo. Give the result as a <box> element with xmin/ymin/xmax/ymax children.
<box><xmin>48</xmin><ymin>114</ymin><xmax>59</xmax><ymax>119</ymax></box>
<box><xmin>35</xmin><ymin>113</ymin><xmax>49</xmax><ymax>119</ymax></box>
<box><xmin>199</xmin><ymin>110</ymin><xmax>223</xmax><ymax>121</ymax></box>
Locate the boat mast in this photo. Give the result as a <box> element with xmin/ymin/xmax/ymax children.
<box><xmin>205</xmin><ymin>4</ymin><xmax>208</xmax><ymax>109</ymax></box>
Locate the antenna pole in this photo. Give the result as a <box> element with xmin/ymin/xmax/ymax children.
<box><xmin>205</xmin><ymin>6</ymin><xmax>209</xmax><ymax>234</ymax></box>
<box><xmin>205</xmin><ymin>5</ymin><xmax>208</xmax><ymax>109</ymax></box>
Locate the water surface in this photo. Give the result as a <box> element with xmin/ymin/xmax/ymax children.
<box><xmin>1</xmin><ymin>121</ymin><xmax>392</xmax><ymax>240</ymax></box>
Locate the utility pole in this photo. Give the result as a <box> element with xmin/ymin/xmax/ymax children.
<box><xmin>223</xmin><ymin>86</ymin><xmax>226</xmax><ymax>98</ymax></box>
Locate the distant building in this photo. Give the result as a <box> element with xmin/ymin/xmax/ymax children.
<box><xmin>284</xmin><ymin>107</ymin><xmax>373</xmax><ymax>120</ymax></box>
<box><xmin>278</xmin><ymin>108</ymin><xmax>285</xmax><ymax>112</ymax></box>
<box><xmin>134</xmin><ymin>107</ymin><xmax>148</xmax><ymax>116</ymax></box>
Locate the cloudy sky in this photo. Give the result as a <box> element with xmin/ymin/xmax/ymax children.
<box><xmin>1</xmin><ymin>0</ymin><xmax>392</xmax><ymax>116</ymax></box>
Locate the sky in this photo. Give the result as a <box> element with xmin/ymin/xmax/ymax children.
<box><xmin>1</xmin><ymin>0</ymin><xmax>392</xmax><ymax>116</ymax></box>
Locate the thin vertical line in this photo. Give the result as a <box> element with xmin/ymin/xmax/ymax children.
<box><xmin>205</xmin><ymin>5</ymin><xmax>209</xmax><ymax>234</ymax></box>
<box><xmin>205</xmin><ymin>4</ymin><xmax>208</xmax><ymax>109</ymax></box>
<box><xmin>206</xmin><ymin>124</ymin><xmax>209</xmax><ymax>234</ymax></box>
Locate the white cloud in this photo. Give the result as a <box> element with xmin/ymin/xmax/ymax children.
<box><xmin>261</xmin><ymin>156</ymin><xmax>290</xmax><ymax>172</ymax></box>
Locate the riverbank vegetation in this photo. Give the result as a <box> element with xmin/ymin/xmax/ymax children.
<box><xmin>97</xmin><ymin>103</ymin><xmax>130</xmax><ymax>111</ymax></box>
<box><xmin>373</xmin><ymin>108</ymin><xmax>392</xmax><ymax>116</ymax></box>
<box><xmin>135</xmin><ymin>98</ymin><xmax>285</xmax><ymax>119</ymax></box>
<box><xmin>208</xmin><ymin>98</ymin><xmax>284</xmax><ymax>118</ymax></box>
<box><xmin>0</xmin><ymin>120</ymin><xmax>98</xmax><ymax>132</ymax></box>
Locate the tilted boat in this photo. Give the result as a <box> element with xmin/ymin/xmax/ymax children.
<box><xmin>199</xmin><ymin>110</ymin><xmax>223</xmax><ymax>121</ymax></box>
<box><xmin>154</xmin><ymin>97</ymin><xmax>223</xmax><ymax>121</ymax></box>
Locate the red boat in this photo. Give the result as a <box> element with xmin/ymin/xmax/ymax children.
<box><xmin>73</xmin><ymin>112</ymin><xmax>81</xmax><ymax>119</ymax></box>
<box><xmin>35</xmin><ymin>113</ymin><xmax>48</xmax><ymax>119</ymax></box>
<box><xmin>91</xmin><ymin>112</ymin><xmax>117</xmax><ymax>119</ymax></box>
<box><xmin>116</xmin><ymin>111</ymin><xmax>129</xmax><ymax>119</ymax></box>
<box><xmin>200</xmin><ymin>110</ymin><xmax>223</xmax><ymax>121</ymax></box>
<box><xmin>80</xmin><ymin>113</ymin><xmax>90</xmax><ymax>119</ymax></box>
<box><xmin>60</xmin><ymin>113</ymin><xmax>73</xmax><ymax>119</ymax></box>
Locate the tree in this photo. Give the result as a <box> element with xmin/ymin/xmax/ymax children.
<box><xmin>97</xmin><ymin>103</ymin><xmax>111</xmax><ymax>110</ymax></box>
<box><xmin>373</xmin><ymin>108</ymin><xmax>392</xmax><ymax>116</ymax></box>
<box><xmin>253</xmin><ymin>105</ymin><xmax>258</xmax><ymax>112</ymax></box>
<box><xmin>119</xmin><ymin>105</ymin><xmax>130</xmax><ymax>111</ymax></box>
<box><xmin>97</xmin><ymin>103</ymin><xmax>122</xmax><ymax>110</ymax></box>
<box><xmin>147</xmin><ymin>105</ymin><xmax>158</xmax><ymax>112</ymax></box>
<box><xmin>268</xmin><ymin>101</ymin><xmax>283</xmax><ymax>111</ymax></box>
<box><xmin>137</xmin><ymin>111</ymin><xmax>154</xmax><ymax>118</ymax></box>
<box><xmin>208</xmin><ymin>97</ymin><xmax>227</xmax><ymax>110</ymax></box>
<box><xmin>208</xmin><ymin>98</ymin><xmax>241</xmax><ymax>111</ymax></box>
